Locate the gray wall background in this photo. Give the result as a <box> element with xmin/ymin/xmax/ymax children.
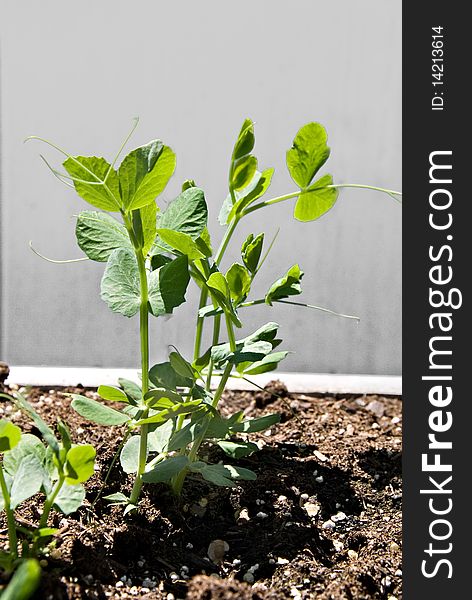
<box><xmin>0</xmin><ymin>0</ymin><xmax>401</xmax><ymax>375</ymax></box>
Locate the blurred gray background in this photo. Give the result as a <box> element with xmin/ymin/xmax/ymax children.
<box><xmin>0</xmin><ymin>0</ymin><xmax>401</xmax><ymax>375</ymax></box>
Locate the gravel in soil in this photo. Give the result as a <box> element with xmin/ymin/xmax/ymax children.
<box><xmin>0</xmin><ymin>381</ymin><xmax>402</xmax><ymax>599</ymax></box>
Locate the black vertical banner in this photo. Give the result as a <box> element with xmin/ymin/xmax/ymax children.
<box><xmin>403</xmin><ymin>4</ymin><xmax>468</xmax><ymax>598</ymax></box>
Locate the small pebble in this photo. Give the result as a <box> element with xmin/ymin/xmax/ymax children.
<box><xmin>83</xmin><ymin>574</ymin><xmax>94</xmax><ymax>584</ymax></box>
<box><xmin>303</xmin><ymin>502</ymin><xmax>320</xmax><ymax>517</ymax></box>
<box><xmin>170</xmin><ymin>572</ymin><xmax>179</xmax><ymax>582</ymax></box>
<box><xmin>116</xmin><ymin>581</ymin><xmax>124</xmax><ymax>588</ymax></box>
<box><xmin>331</xmin><ymin>511</ymin><xmax>347</xmax><ymax>522</ymax></box>
<box><xmin>269</xmin><ymin>558</ymin><xmax>276</xmax><ymax>565</ymax></box>
<box><xmin>333</xmin><ymin>540</ymin><xmax>344</xmax><ymax>552</ymax></box>
<box><xmin>243</xmin><ymin>572</ymin><xmax>255</xmax><ymax>583</ymax></box>
<box><xmin>335</xmin><ymin>503</ymin><xmax>341</xmax><ymax>509</ymax></box>
<box><xmin>256</xmin><ymin>511</ymin><xmax>268</xmax><ymax>519</ymax></box>
<box><xmin>233</xmin><ymin>558</ymin><xmax>241</xmax><ymax>566</ymax></box>
<box><xmin>347</xmin><ymin>549</ymin><xmax>358</xmax><ymax>560</ymax></box>
<box><xmin>167</xmin><ymin>594</ymin><xmax>175</xmax><ymax>600</ymax></box>
<box><xmin>322</xmin><ymin>520</ymin><xmax>335</xmax><ymax>530</ymax></box>
<box><xmin>277</xmin><ymin>557</ymin><xmax>289</xmax><ymax>565</ymax></box>
<box><xmin>186</xmin><ymin>542</ymin><xmax>193</xmax><ymax>549</ymax></box>
<box><xmin>391</xmin><ymin>416</ymin><xmax>401</xmax><ymax>424</ymax></box>
<box><xmin>142</xmin><ymin>578</ymin><xmax>156</xmax><ymax>589</ymax></box>
<box><xmin>315</xmin><ymin>476</ymin><xmax>324</xmax><ymax>483</ymax></box>
<box><xmin>395</xmin><ymin>569</ymin><xmax>402</xmax><ymax>577</ymax></box>
<box><xmin>313</xmin><ymin>450</ymin><xmax>328</xmax><ymax>462</ymax></box>
<box><xmin>255</xmin><ymin>498</ymin><xmax>265</xmax><ymax>505</ymax></box>
<box><xmin>238</xmin><ymin>508</ymin><xmax>250</xmax><ymax>522</ymax></box>
<box><xmin>208</xmin><ymin>539</ymin><xmax>229</xmax><ymax>563</ymax></box>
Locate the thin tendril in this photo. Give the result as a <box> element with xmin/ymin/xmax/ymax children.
<box><xmin>29</xmin><ymin>241</ymin><xmax>89</xmax><ymax>264</ymax></box>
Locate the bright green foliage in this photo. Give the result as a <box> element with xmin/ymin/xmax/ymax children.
<box><xmin>63</xmin><ymin>156</ymin><xmax>121</xmax><ymax>212</ymax></box>
<box><xmin>0</xmin><ymin>393</ymin><xmax>96</xmax><ymax>564</ymax></box>
<box><xmin>118</xmin><ymin>141</ymin><xmax>176</xmax><ymax>211</ymax></box>
<box><xmin>30</xmin><ymin>117</ymin><xmax>398</xmax><ymax>507</ymax></box>
<box><xmin>76</xmin><ymin>211</ymin><xmax>132</xmax><ymax>262</ymax></box>
<box><xmin>0</xmin><ymin>559</ymin><xmax>41</xmax><ymax>600</ymax></box>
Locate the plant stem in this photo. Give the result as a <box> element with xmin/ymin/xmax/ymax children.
<box><xmin>0</xmin><ymin>463</ymin><xmax>18</xmax><ymax>559</ymax></box>
<box><xmin>39</xmin><ymin>475</ymin><xmax>64</xmax><ymax>530</ymax></box>
<box><xmin>129</xmin><ymin>250</ymin><xmax>150</xmax><ymax>506</ymax></box>
<box><xmin>193</xmin><ymin>216</ymin><xmax>240</xmax><ymax>361</ymax></box>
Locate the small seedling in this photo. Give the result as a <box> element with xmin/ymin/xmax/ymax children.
<box><xmin>27</xmin><ymin>118</ymin><xmax>401</xmax><ymax>507</ymax></box>
<box><xmin>0</xmin><ymin>392</ymin><xmax>96</xmax><ymax>565</ymax></box>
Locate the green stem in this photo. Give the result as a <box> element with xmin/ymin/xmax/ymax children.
<box><xmin>0</xmin><ymin>463</ymin><xmax>18</xmax><ymax>559</ymax></box>
<box><xmin>129</xmin><ymin>250</ymin><xmax>150</xmax><ymax>506</ymax></box>
<box><xmin>39</xmin><ymin>475</ymin><xmax>65</xmax><ymax>530</ymax></box>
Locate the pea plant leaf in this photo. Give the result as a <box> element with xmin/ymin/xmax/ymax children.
<box><xmin>229</xmin><ymin>118</ymin><xmax>259</xmax><ymax>193</ymax></box>
<box><xmin>142</xmin><ymin>455</ymin><xmax>189</xmax><ymax>483</ymax></box>
<box><xmin>286</xmin><ymin>122</ymin><xmax>330</xmax><ymax>189</ymax></box>
<box><xmin>239</xmin><ymin>351</ymin><xmax>290</xmax><ymax>375</ymax></box>
<box><xmin>211</xmin><ymin>322</ymin><xmax>281</xmax><ymax>366</ymax></box>
<box><xmin>155</xmin><ymin>187</ymin><xmax>208</xmax><ymax>246</ymax></box>
<box><xmin>156</xmin><ymin>229</ymin><xmax>206</xmax><ymax>261</ymax></box>
<box><xmin>294</xmin><ymin>174</ymin><xmax>338</xmax><ymax>222</ymax></box>
<box><xmin>53</xmin><ymin>483</ymin><xmax>86</xmax><ymax>515</ymax></box>
<box><xmin>230</xmin><ymin>413</ymin><xmax>280</xmax><ymax>433</ymax></box>
<box><xmin>148</xmin><ymin>255</ymin><xmax>190</xmax><ymax>317</ymax></box>
<box><xmin>9</xmin><ymin>454</ymin><xmax>46</xmax><ymax>509</ymax></box>
<box><xmin>225</xmin><ymin>263</ymin><xmax>251</xmax><ymax>304</ymax></box>
<box><xmin>63</xmin><ymin>156</ymin><xmax>121</xmax><ymax>211</ymax></box>
<box><xmin>220</xmin><ymin>169</ymin><xmax>274</xmax><ymax>225</ymax></box>
<box><xmin>217</xmin><ymin>440</ymin><xmax>259</xmax><ymax>459</ymax></box>
<box><xmin>64</xmin><ymin>445</ymin><xmax>96</xmax><ymax>484</ymax></box>
<box><xmin>120</xmin><ymin>435</ymin><xmax>142</xmax><ymax>474</ymax></box>
<box><xmin>140</xmin><ymin>201</ymin><xmax>158</xmax><ymax>256</ymax></box>
<box><xmin>205</xmin><ymin>272</ymin><xmax>242</xmax><ymax>327</ymax></box>
<box><xmin>149</xmin><ymin>361</ymin><xmax>193</xmax><ymax>390</ymax></box>
<box><xmin>101</xmin><ymin>248</ymin><xmax>141</xmax><ymax>317</ymax></box>
<box><xmin>75</xmin><ymin>211</ymin><xmax>132</xmax><ymax>262</ymax></box>
<box><xmin>98</xmin><ymin>385</ymin><xmax>130</xmax><ymax>404</ymax></box>
<box><xmin>118</xmin><ymin>378</ymin><xmax>142</xmax><ymax>405</ymax></box>
<box><xmin>241</xmin><ymin>233</ymin><xmax>264</xmax><ymax>274</ymax></box>
<box><xmin>70</xmin><ymin>394</ymin><xmax>130</xmax><ymax>426</ymax></box>
<box><xmin>3</xmin><ymin>433</ymin><xmax>46</xmax><ymax>475</ymax></box>
<box><xmin>0</xmin><ymin>420</ymin><xmax>21</xmax><ymax>452</ymax></box>
<box><xmin>265</xmin><ymin>264</ymin><xmax>304</xmax><ymax>305</ymax></box>
<box><xmin>118</xmin><ymin>141</ymin><xmax>176</xmax><ymax>211</ymax></box>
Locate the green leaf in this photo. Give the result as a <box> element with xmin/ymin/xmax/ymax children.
<box><xmin>63</xmin><ymin>156</ymin><xmax>121</xmax><ymax>211</ymax></box>
<box><xmin>149</xmin><ymin>362</ymin><xmax>193</xmax><ymax>390</ymax></box>
<box><xmin>0</xmin><ymin>559</ymin><xmax>41</xmax><ymax>600</ymax></box>
<box><xmin>226</xmin><ymin>263</ymin><xmax>251</xmax><ymax>303</ymax></box>
<box><xmin>53</xmin><ymin>483</ymin><xmax>85</xmax><ymax>514</ymax></box>
<box><xmin>118</xmin><ymin>378</ymin><xmax>142</xmax><ymax>405</ymax></box>
<box><xmin>118</xmin><ymin>141</ymin><xmax>176</xmax><ymax>210</ymax></box>
<box><xmin>232</xmin><ymin>118</ymin><xmax>255</xmax><ymax>162</ymax></box>
<box><xmin>0</xmin><ymin>420</ymin><xmax>21</xmax><ymax>452</ymax></box>
<box><xmin>286</xmin><ymin>122</ymin><xmax>330</xmax><ymax>189</ymax></box>
<box><xmin>156</xmin><ymin>229</ymin><xmax>205</xmax><ymax>261</ymax></box>
<box><xmin>167</xmin><ymin>421</ymin><xmax>203</xmax><ymax>452</ymax></box>
<box><xmin>75</xmin><ymin>211</ymin><xmax>132</xmax><ymax>262</ymax></box>
<box><xmin>100</xmin><ymin>248</ymin><xmax>140</xmax><ymax>317</ymax></box>
<box><xmin>241</xmin><ymin>351</ymin><xmax>289</xmax><ymax>375</ymax></box>
<box><xmin>265</xmin><ymin>264</ymin><xmax>304</xmax><ymax>305</ymax></box>
<box><xmin>231</xmin><ymin>155</ymin><xmax>258</xmax><ymax>191</ymax></box>
<box><xmin>169</xmin><ymin>351</ymin><xmax>195</xmax><ymax>381</ymax></box>
<box><xmin>144</xmin><ymin>388</ymin><xmax>184</xmax><ymax>407</ymax></box>
<box><xmin>148</xmin><ymin>255</ymin><xmax>190</xmax><ymax>317</ymax></box>
<box><xmin>142</xmin><ymin>455</ymin><xmax>189</xmax><ymax>483</ymax></box>
<box><xmin>71</xmin><ymin>394</ymin><xmax>130</xmax><ymax>426</ymax></box>
<box><xmin>57</xmin><ymin>419</ymin><xmax>72</xmax><ymax>452</ymax></box>
<box><xmin>10</xmin><ymin>454</ymin><xmax>45</xmax><ymax>509</ymax></box>
<box><xmin>182</xmin><ymin>179</ymin><xmax>196</xmax><ymax>191</ymax></box>
<box><xmin>98</xmin><ymin>385</ymin><xmax>129</xmax><ymax>404</ymax></box>
<box><xmin>103</xmin><ymin>492</ymin><xmax>129</xmax><ymax>504</ymax></box>
<box><xmin>231</xmin><ymin>413</ymin><xmax>280</xmax><ymax>433</ymax></box>
<box><xmin>147</xmin><ymin>419</ymin><xmax>174</xmax><ymax>453</ymax></box>
<box><xmin>198</xmin><ymin>463</ymin><xmax>235</xmax><ymax>487</ymax></box>
<box><xmin>221</xmin><ymin>169</ymin><xmax>274</xmax><ymax>225</ymax></box>
<box><xmin>65</xmin><ymin>445</ymin><xmax>96</xmax><ymax>484</ymax></box>
<box><xmin>217</xmin><ymin>440</ymin><xmax>259</xmax><ymax>459</ymax></box>
<box><xmin>120</xmin><ymin>436</ymin><xmax>142</xmax><ymax>474</ymax></box>
<box><xmin>241</xmin><ymin>233</ymin><xmax>264</xmax><ymax>274</ymax></box>
<box><xmin>134</xmin><ymin>401</ymin><xmax>203</xmax><ymax>426</ymax></box>
<box><xmin>205</xmin><ymin>272</ymin><xmax>242</xmax><ymax>327</ymax></box>
<box><xmin>211</xmin><ymin>322</ymin><xmax>280</xmax><ymax>366</ymax></box>
<box><xmin>8</xmin><ymin>393</ymin><xmax>59</xmax><ymax>456</ymax></box>
<box><xmin>197</xmin><ymin>227</ymin><xmax>213</xmax><ymax>257</ymax></box>
<box><xmin>140</xmin><ymin>201</ymin><xmax>158</xmax><ymax>256</ymax></box>
<box><xmin>294</xmin><ymin>174</ymin><xmax>338</xmax><ymax>222</ymax></box>
<box><xmin>3</xmin><ymin>434</ymin><xmax>46</xmax><ymax>476</ymax></box>
<box><xmin>156</xmin><ymin>187</ymin><xmax>207</xmax><ymax>242</ymax></box>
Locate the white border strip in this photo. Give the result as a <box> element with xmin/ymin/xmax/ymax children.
<box><xmin>7</xmin><ymin>366</ymin><xmax>402</xmax><ymax>395</ymax></box>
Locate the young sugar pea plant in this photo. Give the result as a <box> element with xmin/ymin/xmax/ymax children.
<box><xmin>26</xmin><ymin>118</ymin><xmax>401</xmax><ymax>508</ymax></box>
<box><xmin>0</xmin><ymin>391</ymin><xmax>96</xmax><ymax>568</ymax></box>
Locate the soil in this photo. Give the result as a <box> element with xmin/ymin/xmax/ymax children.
<box><xmin>0</xmin><ymin>381</ymin><xmax>402</xmax><ymax>600</ymax></box>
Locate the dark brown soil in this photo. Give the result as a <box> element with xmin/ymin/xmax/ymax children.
<box><xmin>0</xmin><ymin>381</ymin><xmax>402</xmax><ymax>600</ymax></box>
